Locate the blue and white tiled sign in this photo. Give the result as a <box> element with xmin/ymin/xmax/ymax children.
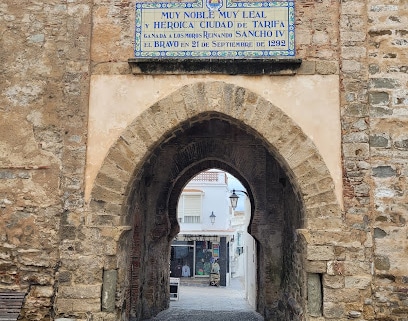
<box><xmin>134</xmin><ymin>0</ymin><xmax>295</xmax><ymax>58</ymax></box>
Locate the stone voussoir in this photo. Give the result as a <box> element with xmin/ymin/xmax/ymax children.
<box><xmin>284</xmin><ymin>134</ymin><xmax>317</xmax><ymax>165</ymax></box>
<box><xmin>120</xmin><ymin>124</ymin><xmax>150</xmax><ymax>155</ymax></box>
<box><xmin>91</xmin><ymin>184</ymin><xmax>124</xmax><ymax>205</ymax></box>
<box><xmin>237</xmin><ymin>88</ymin><xmax>255</xmax><ymax>116</ymax></box>
<box><xmin>134</xmin><ymin>112</ymin><xmax>165</xmax><ymax>146</ymax></box>
<box><xmin>105</xmin><ymin>144</ymin><xmax>135</xmax><ymax>174</ymax></box>
<box><xmin>245</xmin><ymin>96</ymin><xmax>273</xmax><ymax>130</ymax></box>
<box><xmin>222</xmin><ymin>86</ymin><xmax>249</xmax><ymax>120</ymax></box>
<box><xmin>94</xmin><ymin>172</ymin><xmax>126</xmax><ymax>195</ymax></box>
<box><xmin>303</xmin><ymin>190</ymin><xmax>339</xmax><ymax>208</ymax></box>
<box><xmin>180</xmin><ymin>83</ymin><xmax>208</xmax><ymax>117</ymax></box>
<box><xmin>156</xmin><ymin>96</ymin><xmax>189</xmax><ymax>128</ymax></box>
<box><xmin>202</xmin><ymin>84</ymin><xmax>225</xmax><ymax>113</ymax></box>
<box><xmin>96</xmin><ymin>159</ymin><xmax>131</xmax><ymax>190</ymax></box>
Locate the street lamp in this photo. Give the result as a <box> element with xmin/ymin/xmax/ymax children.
<box><xmin>209</xmin><ymin>211</ymin><xmax>216</xmax><ymax>225</ymax></box>
<box><xmin>229</xmin><ymin>189</ymin><xmax>248</xmax><ymax>210</ymax></box>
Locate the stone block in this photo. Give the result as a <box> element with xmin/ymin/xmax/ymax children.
<box><xmin>107</xmin><ymin>144</ymin><xmax>135</xmax><ymax>175</ymax></box>
<box><xmin>343</xmin><ymin>132</ymin><xmax>369</xmax><ymax>143</ymax></box>
<box><xmin>341</xmin><ymin>31</ymin><xmax>366</xmax><ymax>42</ymax></box>
<box><xmin>334</xmin><ymin>247</ymin><xmax>346</xmax><ymax>261</ymax></box>
<box><xmin>341</xmin><ymin>1</ymin><xmax>365</xmax><ymax>15</ymax></box>
<box><xmin>97</xmin><ymin>160</ymin><xmax>131</xmax><ymax>188</ymax></box>
<box><xmin>93</xmin><ymin>173</ymin><xmax>125</xmax><ymax>197</ymax></box>
<box><xmin>104</xmin><ymin>239</ymin><xmax>117</xmax><ymax>255</ymax></box>
<box><xmin>306</xmin><ymin>230</ymin><xmax>360</xmax><ymax>247</ymax></box>
<box><xmin>31</xmin><ymin>285</ymin><xmax>54</xmax><ymax>298</ymax></box>
<box><xmin>119</xmin><ymin>130</ymin><xmax>149</xmax><ymax>158</ymax></box>
<box><xmin>370</xmin><ymin>106</ymin><xmax>393</xmax><ymax>117</ymax></box>
<box><xmin>343</xmin><ymin>260</ymin><xmax>371</xmax><ymax>276</ymax></box>
<box><xmin>342</xmin><ymin>60</ymin><xmax>361</xmax><ymax>73</ymax></box>
<box><xmin>92</xmin><ymin>184</ymin><xmax>123</xmax><ymax>204</ymax></box>
<box><xmin>90</xmin><ymin>214</ymin><xmax>121</xmax><ymax>227</ymax></box>
<box><xmin>341</xmin><ymin>46</ymin><xmax>366</xmax><ymax>59</ymax></box>
<box><xmin>369</xmin><ymin>78</ymin><xmax>400</xmax><ymax>89</ymax></box>
<box><xmin>308</xmin><ymin>273</ymin><xmax>323</xmax><ymax>317</ymax></box>
<box><xmin>55</xmin><ymin>298</ymin><xmax>73</xmax><ymax>313</ymax></box>
<box><xmin>316</xmin><ymin>61</ymin><xmax>338</xmax><ymax>75</ymax></box>
<box><xmin>323</xmin><ymin>301</ymin><xmax>345</xmax><ymax>318</ymax></box>
<box><xmin>72</xmin><ymin>298</ymin><xmax>101</xmax><ymax>312</ymax></box>
<box><xmin>323</xmin><ymin>275</ymin><xmax>344</xmax><ymax>289</ymax></box>
<box><xmin>203</xmin><ymin>84</ymin><xmax>226</xmax><ymax>112</ymax></box>
<box><xmin>91</xmin><ymin>312</ymin><xmax>117</xmax><ymax>321</ymax></box>
<box><xmin>372</xmin><ymin>166</ymin><xmax>396</xmax><ymax>177</ymax></box>
<box><xmin>324</xmin><ymin>288</ymin><xmax>361</xmax><ymax>303</ymax></box>
<box><xmin>374</xmin><ymin>255</ymin><xmax>390</xmax><ymax>271</ymax></box>
<box><xmin>102</xmin><ymin>269</ymin><xmax>118</xmax><ymax>312</ymax></box>
<box><xmin>296</xmin><ymin>30</ymin><xmax>312</xmax><ymax>46</ymax></box>
<box><xmin>395</xmin><ymin>138</ymin><xmax>408</xmax><ymax>150</ymax></box>
<box><xmin>306</xmin><ymin>217</ymin><xmax>343</xmax><ymax>230</ymax></box>
<box><xmin>369</xmin><ymin>92</ymin><xmax>390</xmax><ymax>105</ymax></box>
<box><xmin>343</xmin><ymin>103</ymin><xmax>369</xmax><ymax>117</ymax></box>
<box><xmin>347</xmin><ymin>310</ymin><xmax>362</xmax><ymax>318</ymax></box>
<box><xmin>305</xmin><ymin>260</ymin><xmax>327</xmax><ymax>273</ymax></box>
<box><xmin>304</xmin><ymin>191</ymin><xmax>338</xmax><ymax>209</ymax></box>
<box><xmin>307</xmin><ymin>246</ymin><xmax>335</xmax><ymax>261</ymax></box>
<box><xmin>59</xmin><ymin>284</ymin><xmax>102</xmax><ymax>299</ymax></box>
<box><xmin>370</xmin><ymin>134</ymin><xmax>391</xmax><ymax>148</ymax></box>
<box><xmin>327</xmin><ymin>261</ymin><xmax>345</xmax><ymax>276</ymax></box>
<box><xmin>345</xmin><ymin>275</ymin><xmax>372</xmax><ymax>289</ymax></box>
<box><xmin>342</xmin><ymin>143</ymin><xmax>370</xmax><ymax>159</ymax></box>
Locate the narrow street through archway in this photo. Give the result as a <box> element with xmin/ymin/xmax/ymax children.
<box><xmin>146</xmin><ymin>277</ymin><xmax>263</xmax><ymax>321</ymax></box>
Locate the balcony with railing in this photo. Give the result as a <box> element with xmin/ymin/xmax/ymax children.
<box><xmin>190</xmin><ymin>170</ymin><xmax>227</xmax><ymax>185</ymax></box>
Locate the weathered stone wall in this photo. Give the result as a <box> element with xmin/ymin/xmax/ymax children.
<box><xmin>0</xmin><ymin>1</ymin><xmax>91</xmax><ymax>320</ymax></box>
<box><xmin>339</xmin><ymin>0</ymin><xmax>408</xmax><ymax>320</ymax></box>
<box><xmin>367</xmin><ymin>1</ymin><xmax>408</xmax><ymax>319</ymax></box>
<box><xmin>1</xmin><ymin>0</ymin><xmax>407</xmax><ymax>320</ymax></box>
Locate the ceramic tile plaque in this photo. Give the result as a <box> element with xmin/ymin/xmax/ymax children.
<box><xmin>134</xmin><ymin>0</ymin><xmax>295</xmax><ymax>58</ymax></box>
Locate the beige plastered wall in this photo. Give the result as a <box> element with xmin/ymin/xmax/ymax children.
<box><xmin>86</xmin><ymin>74</ymin><xmax>342</xmax><ymax>207</ymax></box>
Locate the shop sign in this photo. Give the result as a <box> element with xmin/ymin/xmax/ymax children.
<box><xmin>212</xmin><ymin>243</ymin><xmax>220</xmax><ymax>257</ymax></box>
<box><xmin>134</xmin><ymin>0</ymin><xmax>295</xmax><ymax>58</ymax></box>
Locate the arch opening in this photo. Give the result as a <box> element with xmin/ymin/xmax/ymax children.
<box><xmin>169</xmin><ymin>169</ymin><xmax>256</xmax><ymax>308</ymax></box>
<box><xmin>90</xmin><ymin>82</ymin><xmax>342</xmax><ymax>321</ymax></box>
<box><xmin>123</xmin><ymin>115</ymin><xmax>305</xmax><ymax>320</ymax></box>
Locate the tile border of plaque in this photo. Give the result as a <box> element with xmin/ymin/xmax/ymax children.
<box><xmin>134</xmin><ymin>0</ymin><xmax>295</xmax><ymax>59</ymax></box>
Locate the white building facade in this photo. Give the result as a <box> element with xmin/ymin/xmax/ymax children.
<box><xmin>170</xmin><ymin>170</ymin><xmax>235</xmax><ymax>286</ymax></box>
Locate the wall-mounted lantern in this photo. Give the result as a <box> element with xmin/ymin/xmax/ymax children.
<box><xmin>229</xmin><ymin>189</ymin><xmax>248</xmax><ymax>210</ymax></box>
<box><xmin>210</xmin><ymin>211</ymin><xmax>216</xmax><ymax>225</ymax></box>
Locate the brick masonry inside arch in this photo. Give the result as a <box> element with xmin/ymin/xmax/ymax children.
<box><xmin>86</xmin><ymin>81</ymin><xmax>343</xmax><ymax>321</ymax></box>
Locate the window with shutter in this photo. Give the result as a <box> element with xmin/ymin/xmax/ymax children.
<box><xmin>178</xmin><ymin>194</ymin><xmax>202</xmax><ymax>223</ymax></box>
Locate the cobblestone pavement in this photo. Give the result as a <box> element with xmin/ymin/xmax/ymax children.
<box><xmin>145</xmin><ymin>277</ymin><xmax>264</xmax><ymax>321</ymax></box>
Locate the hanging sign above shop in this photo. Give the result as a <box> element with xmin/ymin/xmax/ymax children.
<box><xmin>134</xmin><ymin>0</ymin><xmax>295</xmax><ymax>58</ymax></box>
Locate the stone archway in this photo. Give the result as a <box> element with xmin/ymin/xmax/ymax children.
<box><xmin>89</xmin><ymin>81</ymin><xmax>343</xmax><ymax>320</ymax></box>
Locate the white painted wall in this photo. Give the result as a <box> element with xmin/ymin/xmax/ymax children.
<box><xmin>86</xmin><ymin>74</ymin><xmax>342</xmax><ymax>207</ymax></box>
<box><xmin>230</xmin><ymin>195</ymin><xmax>257</xmax><ymax>308</ymax></box>
<box><xmin>179</xmin><ymin>170</ymin><xmax>231</xmax><ymax>231</ymax></box>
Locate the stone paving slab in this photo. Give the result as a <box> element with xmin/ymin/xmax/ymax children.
<box><xmin>146</xmin><ymin>309</ymin><xmax>264</xmax><ymax>321</ymax></box>
<box><xmin>145</xmin><ymin>277</ymin><xmax>264</xmax><ymax>321</ymax></box>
